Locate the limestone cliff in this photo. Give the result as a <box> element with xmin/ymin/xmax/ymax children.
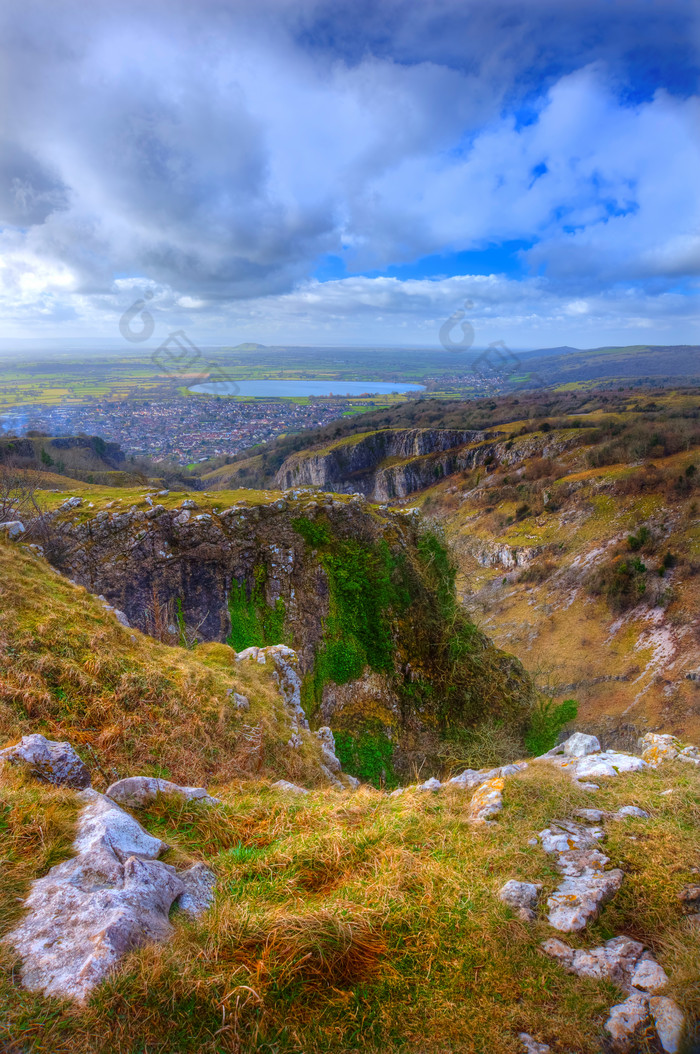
<box><xmin>41</xmin><ymin>489</ymin><xmax>534</xmax><ymax>782</ymax></box>
<box><xmin>274</xmin><ymin>427</ymin><xmax>582</xmax><ymax>502</ymax></box>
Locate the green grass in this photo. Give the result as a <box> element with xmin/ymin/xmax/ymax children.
<box><xmin>1</xmin><ymin>763</ymin><xmax>698</xmax><ymax>1052</ymax></box>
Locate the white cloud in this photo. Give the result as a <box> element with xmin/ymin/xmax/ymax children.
<box><xmin>0</xmin><ymin>0</ymin><xmax>697</xmax><ymax>344</ymax></box>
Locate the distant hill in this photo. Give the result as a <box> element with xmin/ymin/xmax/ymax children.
<box><xmin>231</xmin><ymin>342</ymin><xmax>267</xmax><ymax>350</ymax></box>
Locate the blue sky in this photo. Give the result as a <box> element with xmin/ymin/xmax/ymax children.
<box><xmin>0</xmin><ymin>0</ymin><xmax>699</xmax><ymax>349</ymax></box>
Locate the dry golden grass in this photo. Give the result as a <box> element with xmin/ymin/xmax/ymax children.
<box><xmin>1</xmin><ymin>762</ymin><xmax>698</xmax><ymax>1053</ymax></box>
<box><xmin>0</xmin><ymin>539</ymin><xmax>329</xmax><ymax>789</ymax></box>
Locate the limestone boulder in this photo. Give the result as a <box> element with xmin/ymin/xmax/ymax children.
<box><xmin>0</xmin><ymin>734</ymin><xmax>91</xmax><ymax>789</ymax></box>
<box><xmin>106</xmin><ymin>776</ymin><xmax>220</xmax><ymax>808</ymax></box>
<box><xmin>468</xmin><ymin>777</ymin><xmax>504</xmax><ymax>823</ymax></box>
<box><xmin>3</xmin><ymin>790</ymin><xmax>214</xmax><ymax>1004</ymax></box>
<box><xmin>498</xmin><ymin>880</ymin><xmax>541</xmax><ymax>922</ymax></box>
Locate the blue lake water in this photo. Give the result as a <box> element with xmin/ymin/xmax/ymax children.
<box><xmin>189</xmin><ymin>379</ymin><xmax>426</xmax><ymax>397</ymax></box>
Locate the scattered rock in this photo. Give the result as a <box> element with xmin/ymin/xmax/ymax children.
<box><xmin>175</xmin><ymin>863</ymin><xmax>217</xmax><ymax>917</ymax></box>
<box><xmin>519</xmin><ymin>1033</ymin><xmax>551</xmax><ymax>1054</ymax></box>
<box><xmin>417</xmin><ymin>777</ymin><xmax>442</xmax><ymax>792</ymax></box>
<box><xmin>679</xmin><ymin>884</ymin><xmax>700</xmax><ymax>910</ymax></box>
<box><xmin>605</xmin><ymin>992</ymin><xmax>651</xmax><ymax>1051</ymax></box>
<box><xmin>60</xmin><ymin>496</ymin><xmax>82</xmax><ymax>509</ymax></box>
<box><xmin>0</xmin><ymin>734</ymin><xmax>91</xmax><ymax>789</ymax></box>
<box><xmin>315</xmin><ymin>726</ymin><xmax>342</xmax><ymax>774</ymax></box>
<box><xmin>613</xmin><ymin>805</ymin><xmax>649</xmax><ymax>820</ymax></box>
<box><xmin>106</xmin><ymin>776</ymin><xmax>220</xmax><ymax>808</ymax></box>
<box><xmin>270</xmin><ymin>779</ymin><xmax>309</xmax><ymax>794</ymax></box>
<box><xmin>3</xmin><ymin>790</ymin><xmax>211</xmax><ymax>1003</ymax></box>
<box><xmin>180</xmin><ymin>499</ymin><xmax>198</xmax><ymax>509</ymax></box>
<box><xmin>0</xmin><ymin>520</ymin><xmax>25</xmax><ymax>539</ymax></box>
<box><xmin>649</xmin><ymin>996</ymin><xmax>686</xmax><ymax>1053</ymax></box>
<box><xmin>233</xmin><ymin>692</ymin><xmax>250</xmax><ymax>711</ymax></box>
<box><xmin>543</xmin><ymin>933</ymin><xmax>669</xmax><ymax>993</ymax></box>
<box><xmin>538</xmin><ymin>820</ymin><xmax>623</xmax><ymax>931</ymax></box>
<box><xmin>498</xmin><ymin>880</ymin><xmax>541</xmax><ymax>921</ymax></box>
<box><xmin>448</xmin><ymin>761</ymin><xmax>527</xmax><ymax>790</ymax></box>
<box><xmin>468</xmin><ymin>777</ymin><xmax>504</xmax><ymax>823</ymax></box>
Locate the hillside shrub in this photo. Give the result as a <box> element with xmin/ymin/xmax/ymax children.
<box><xmin>524</xmin><ymin>697</ymin><xmax>578</xmax><ymax>756</ymax></box>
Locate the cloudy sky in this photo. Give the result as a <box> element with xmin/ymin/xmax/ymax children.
<box><xmin>1</xmin><ymin>0</ymin><xmax>699</xmax><ymax>348</ymax></box>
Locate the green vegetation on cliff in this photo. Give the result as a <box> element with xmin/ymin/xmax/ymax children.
<box><xmin>227</xmin><ymin>565</ymin><xmax>287</xmax><ymax>651</ymax></box>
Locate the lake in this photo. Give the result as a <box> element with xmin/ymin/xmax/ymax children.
<box><xmin>188</xmin><ymin>380</ymin><xmax>426</xmax><ymax>398</ymax></box>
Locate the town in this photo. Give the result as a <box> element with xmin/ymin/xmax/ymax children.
<box><xmin>0</xmin><ymin>395</ymin><xmax>361</xmax><ymax>465</ymax></box>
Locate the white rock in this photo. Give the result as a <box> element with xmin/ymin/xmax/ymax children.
<box><xmin>417</xmin><ymin>777</ymin><xmax>442</xmax><ymax>792</ymax></box>
<box><xmin>539</xmin><ymin>821</ymin><xmax>623</xmax><ymax>932</ymax></box>
<box><xmin>468</xmin><ymin>777</ymin><xmax>504</xmax><ymax>823</ymax></box>
<box><xmin>543</xmin><ymin>934</ymin><xmax>668</xmax><ymax>996</ymax></box>
<box><xmin>613</xmin><ymin>805</ymin><xmax>649</xmax><ymax>820</ymax></box>
<box><xmin>315</xmin><ymin>726</ymin><xmax>342</xmax><ymax>774</ymax></box>
<box><xmin>574</xmin><ymin>756</ymin><xmax>618</xmax><ymax>779</ymax></box>
<box><xmin>0</xmin><ymin>734</ymin><xmax>91</xmax><ymax>789</ymax></box>
<box><xmin>75</xmin><ymin>792</ymin><xmax>166</xmax><ymax>860</ymax></box>
<box><xmin>106</xmin><ymin>777</ymin><xmax>219</xmax><ymax>808</ymax></box>
<box><xmin>2</xmin><ymin>791</ymin><xmax>211</xmax><ymax>1003</ymax></box>
<box><xmin>629</xmin><ymin>958</ymin><xmax>669</xmax><ymax>993</ymax></box>
<box><xmin>519</xmin><ymin>1033</ymin><xmax>551</xmax><ymax>1053</ymax></box>
<box><xmin>270</xmin><ymin>779</ymin><xmax>309</xmax><ymax>794</ymax></box>
<box><xmin>175</xmin><ymin>863</ymin><xmax>217</xmax><ymax>917</ymax></box>
<box><xmin>563</xmin><ymin>732</ymin><xmax>601</xmax><ymax>757</ymax></box>
<box><xmin>605</xmin><ymin>993</ymin><xmax>650</xmax><ymax>1050</ymax></box>
<box><xmin>0</xmin><ymin>520</ymin><xmax>25</xmax><ymax>539</ymax></box>
<box><xmin>573</xmin><ymin>808</ymin><xmax>605</xmax><ymax>823</ymax></box>
<box><xmin>498</xmin><ymin>880</ymin><xmax>541</xmax><ymax>921</ymax></box>
<box><xmin>640</xmin><ymin>732</ymin><xmax>679</xmax><ymax>767</ymax></box>
<box><xmin>649</xmin><ymin>996</ymin><xmax>685</xmax><ymax>1053</ymax></box>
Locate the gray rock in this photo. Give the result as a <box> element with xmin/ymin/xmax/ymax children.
<box><xmin>2</xmin><ymin>791</ymin><xmax>202</xmax><ymax>1003</ymax></box>
<box><xmin>498</xmin><ymin>880</ymin><xmax>541</xmax><ymax>921</ymax></box>
<box><xmin>649</xmin><ymin>996</ymin><xmax>685</xmax><ymax>1053</ymax></box>
<box><xmin>605</xmin><ymin>992</ymin><xmax>650</xmax><ymax>1051</ymax></box>
<box><xmin>233</xmin><ymin>692</ymin><xmax>250</xmax><ymax>711</ymax></box>
<box><xmin>106</xmin><ymin>776</ymin><xmax>219</xmax><ymax>808</ymax></box>
<box><xmin>175</xmin><ymin>863</ymin><xmax>216</xmax><ymax>917</ymax></box>
<box><xmin>315</xmin><ymin>726</ymin><xmax>342</xmax><ymax>773</ymax></box>
<box><xmin>0</xmin><ymin>734</ymin><xmax>91</xmax><ymax>789</ymax></box>
<box><xmin>180</xmin><ymin>499</ymin><xmax>198</xmax><ymax>509</ymax></box>
<box><xmin>417</xmin><ymin>777</ymin><xmax>442</xmax><ymax>792</ymax></box>
<box><xmin>519</xmin><ymin>1034</ymin><xmax>551</xmax><ymax>1054</ymax></box>
<box><xmin>538</xmin><ymin>821</ymin><xmax>623</xmax><ymax>932</ymax></box>
<box><xmin>613</xmin><ymin>805</ymin><xmax>649</xmax><ymax>820</ymax></box>
<box><xmin>0</xmin><ymin>520</ymin><xmax>25</xmax><ymax>539</ymax></box>
<box><xmin>543</xmin><ymin>933</ymin><xmax>668</xmax><ymax>994</ymax></box>
<box><xmin>270</xmin><ymin>779</ymin><xmax>309</xmax><ymax>794</ymax></box>
<box><xmin>563</xmin><ymin>732</ymin><xmax>601</xmax><ymax>757</ymax></box>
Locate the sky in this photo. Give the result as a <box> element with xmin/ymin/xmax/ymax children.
<box><xmin>0</xmin><ymin>0</ymin><xmax>699</xmax><ymax>350</ymax></box>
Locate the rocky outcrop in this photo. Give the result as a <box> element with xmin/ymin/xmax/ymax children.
<box><xmin>4</xmin><ymin>789</ymin><xmax>215</xmax><ymax>1003</ymax></box>
<box><xmin>106</xmin><ymin>776</ymin><xmax>220</xmax><ymax>807</ymax></box>
<box><xmin>274</xmin><ymin>429</ymin><xmax>488</xmax><ymax>499</ymax></box>
<box><xmin>535</xmin><ymin>733</ymin><xmax>649</xmax><ymax>787</ymax></box>
<box><xmin>0</xmin><ymin>734</ymin><xmax>91</xmax><ymax>789</ymax></box>
<box><xmin>543</xmin><ymin>935</ymin><xmax>683</xmax><ymax>1052</ymax></box>
<box><xmin>274</xmin><ymin>427</ymin><xmax>586</xmax><ymax>502</ymax></box>
<box><xmin>537</xmin><ymin>818</ymin><xmax>624</xmax><ymax>932</ymax></box>
<box><xmin>41</xmin><ymin>494</ymin><xmax>535</xmax><ymax>783</ymax></box>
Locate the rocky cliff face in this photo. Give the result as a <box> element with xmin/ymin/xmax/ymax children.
<box><xmin>43</xmin><ymin>490</ymin><xmax>534</xmax><ymax>782</ymax></box>
<box><xmin>274</xmin><ymin>428</ymin><xmax>583</xmax><ymax>502</ymax></box>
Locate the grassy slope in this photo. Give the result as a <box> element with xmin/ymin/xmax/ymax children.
<box><xmin>0</xmin><ymin>538</ymin><xmax>331</xmax><ymax>789</ymax></box>
<box><xmin>413</xmin><ymin>408</ymin><xmax>700</xmax><ymax>743</ymax></box>
<box><xmin>1</xmin><ymin>756</ymin><xmax>699</xmax><ymax>1052</ymax></box>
